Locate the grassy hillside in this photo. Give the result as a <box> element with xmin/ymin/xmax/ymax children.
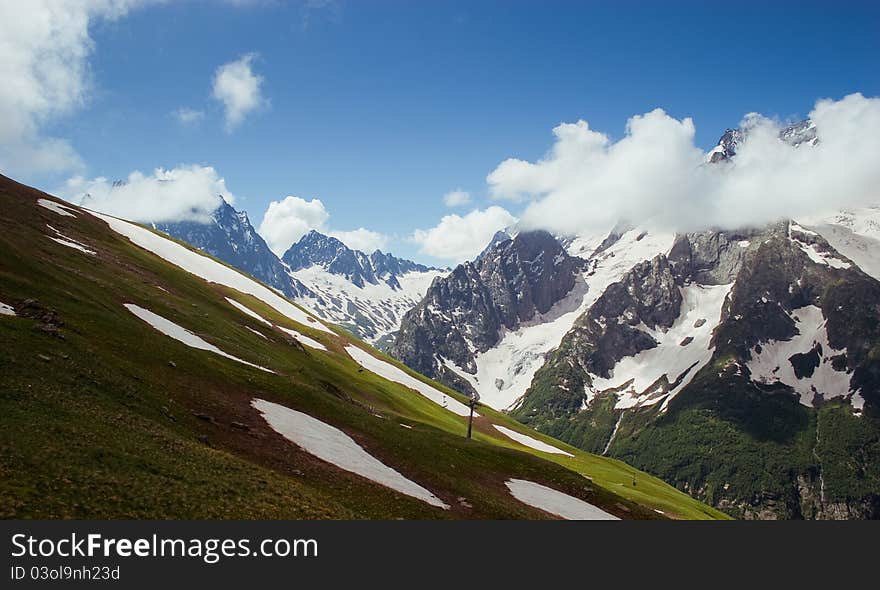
<box><xmin>0</xmin><ymin>174</ymin><xmax>725</xmax><ymax>520</ymax></box>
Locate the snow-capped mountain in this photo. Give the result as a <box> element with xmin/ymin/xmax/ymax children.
<box><xmin>392</xmin><ymin>230</ymin><xmax>584</xmax><ymax>399</ymax></box>
<box><xmin>154</xmin><ymin>204</ymin><xmax>444</xmax><ymax>346</ymax></box>
<box><xmin>283</xmin><ymin>231</ymin><xmax>446</xmax><ymax>346</ymax></box>
<box><xmin>391</xmin><ymin>121</ymin><xmax>880</xmax><ymax>519</ymax></box>
<box><xmin>706</xmin><ymin>128</ymin><xmax>744</xmax><ymax>162</ymax></box>
<box><xmin>707</xmin><ymin>119</ymin><xmax>818</xmax><ymax>163</ymax></box>
<box><xmin>152</xmin><ymin>198</ymin><xmax>311</xmax><ymax>299</ymax></box>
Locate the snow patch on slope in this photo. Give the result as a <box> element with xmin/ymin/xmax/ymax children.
<box><xmin>345</xmin><ymin>345</ymin><xmax>474</xmax><ymax>417</ymax></box>
<box><xmin>225</xmin><ymin>297</ymin><xmax>272</xmax><ymax>326</ymax></box>
<box><xmin>92</xmin><ymin>211</ymin><xmax>332</xmax><ymax>333</ymax></box>
<box><xmin>245</xmin><ymin>326</ymin><xmax>267</xmax><ymax>339</ymax></box>
<box><xmin>277</xmin><ymin>326</ymin><xmax>328</xmax><ymax>351</ymax></box>
<box><xmin>252</xmin><ymin>398</ymin><xmax>448</xmax><ymax>508</ymax></box>
<box><xmin>125</xmin><ymin>304</ymin><xmax>273</xmax><ymax>373</ymax></box>
<box><xmin>225</xmin><ymin>296</ymin><xmax>328</xmax><ymax>351</ymax></box>
<box><xmin>505</xmin><ymin>479</ymin><xmax>618</xmax><ymax>520</ymax></box>
<box><xmin>37</xmin><ymin>199</ymin><xmax>76</xmax><ymax>218</ymax></box>
<box><xmin>746</xmin><ymin>305</ymin><xmax>852</xmax><ymax>406</ymax></box>
<box><xmin>589</xmin><ymin>283</ymin><xmax>733</xmax><ymax>411</ymax></box>
<box><xmin>46</xmin><ymin>224</ymin><xmax>95</xmax><ymax>255</ymax></box>
<box><xmin>492</xmin><ymin>424</ymin><xmax>573</xmax><ymax>456</ymax></box>
<box><xmin>48</xmin><ymin>236</ymin><xmax>95</xmax><ymax>255</ymax></box>
<box><xmin>0</xmin><ymin>302</ymin><xmax>15</xmax><ymax>316</ymax></box>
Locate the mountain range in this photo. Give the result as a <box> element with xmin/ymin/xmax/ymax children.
<box><xmin>1</xmin><ymin>173</ymin><xmax>724</xmax><ymax>519</ymax></box>
<box><xmin>41</xmin><ymin>118</ymin><xmax>880</xmax><ymax>520</ymax></box>
<box><xmin>153</xmin><ymin>206</ymin><xmax>445</xmax><ymax>347</ymax></box>
<box><xmin>391</xmin><ymin>121</ymin><xmax>880</xmax><ymax>519</ymax></box>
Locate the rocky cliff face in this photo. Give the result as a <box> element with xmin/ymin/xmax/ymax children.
<box><xmin>391</xmin><ymin>230</ymin><xmax>583</xmax><ymax>395</ymax></box>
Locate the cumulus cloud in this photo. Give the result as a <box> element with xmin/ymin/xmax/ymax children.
<box><xmin>488</xmin><ymin>93</ymin><xmax>880</xmax><ymax>236</ymax></box>
<box><xmin>212</xmin><ymin>53</ymin><xmax>265</xmax><ymax>131</ymax></box>
<box><xmin>410</xmin><ymin>206</ymin><xmax>517</xmax><ymax>263</ymax></box>
<box><xmin>328</xmin><ymin>228</ymin><xmax>389</xmax><ymax>253</ymax></box>
<box><xmin>442</xmin><ymin>189</ymin><xmax>472</xmax><ymax>207</ymax></box>
<box><xmin>0</xmin><ymin>0</ymin><xmax>151</xmax><ymax>177</ymax></box>
<box><xmin>173</xmin><ymin>107</ymin><xmax>205</xmax><ymax>125</ymax></box>
<box><xmin>258</xmin><ymin>195</ymin><xmax>388</xmax><ymax>256</ymax></box>
<box><xmin>61</xmin><ymin>164</ymin><xmax>233</xmax><ymax>224</ymax></box>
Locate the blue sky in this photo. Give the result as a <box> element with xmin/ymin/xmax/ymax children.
<box><xmin>6</xmin><ymin>0</ymin><xmax>880</xmax><ymax>265</ymax></box>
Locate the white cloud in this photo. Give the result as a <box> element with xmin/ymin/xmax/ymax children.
<box><xmin>173</xmin><ymin>107</ymin><xmax>205</xmax><ymax>125</ymax></box>
<box><xmin>212</xmin><ymin>53</ymin><xmax>265</xmax><ymax>131</ymax></box>
<box><xmin>442</xmin><ymin>189</ymin><xmax>471</xmax><ymax>207</ymax></box>
<box><xmin>258</xmin><ymin>195</ymin><xmax>388</xmax><ymax>256</ymax></box>
<box><xmin>0</xmin><ymin>0</ymin><xmax>151</xmax><ymax>177</ymax></box>
<box><xmin>410</xmin><ymin>206</ymin><xmax>517</xmax><ymax>263</ymax></box>
<box><xmin>61</xmin><ymin>164</ymin><xmax>233</xmax><ymax>224</ymax></box>
<box><xmin>488</xmin><ymin>93</ymin><xmax>880</xmax><ymax>236</ymax></box>
<box><xmin>258</xmin><ymin>196</ymin><xmax>330</xmax><ymax>255</ymax></box>
<box><xmin>328</xmin><ymin>228</ymin><xmax>389</xmax><ymax>253</ymax></box>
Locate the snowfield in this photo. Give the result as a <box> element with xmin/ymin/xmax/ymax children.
<box><xmin>505</xmin><ymin>479</ymin><xmax>618</xmax><ymax>520</ymax></box>
<box><xmin>92</xmin><ymin>211</ymin><xmax>333</xmax><ymax>334</ymax></box>
<box><xmin>789</xmin><ymin>222</ymin><xmax>851</xmax><ymax>269</ymax></box>
<box><xmin>451</xmin><ymin>227</ymin><xmax>675</xmax><ymax>412</ymax></box>
<box><xmin>277</xmin><ymin>326</ymin><xmax>328</xmax><ymax>351</ymax></box>
<box><xmin>590</xmin><ymin>283</ymin><xmax>733</xmax><ymax>411</ymax></box>
<box><xmin>124</xmin><ymin>303</ymin><xmax>273</xmax><ymax>373</ymax></box>
<box><xmin>492</xmin><ymin>424</ymin><xmax>573</xmax><ymax>456</ymax></box>
<box><xmin>801</xmin><ymin>208</ymin><xmax>880</xmax><ymax>281</ymax></box>
<box><xmin>345</xmin><ymin>345</ymin><xmax>474</xmax><ymax>417</ymax></box>
<box><xmin>291</xmin><ymin>265</ymin><xmax>445</xmax><ymax>344</ymax></box>
<box><xmin>0</xmin><ymin>302</ymin><xmax>15</xmax><ymax>316</ymax></box>
<box><xmin>252</xmin><ymin>398</ymin><xmax>448</xmax><ymax>508</ymax></box>
<box><xmin>37</xmin><ymin>198</ymin><xmax>77</xmax><ymax>218</ymax></box>
<box><xmin>747</xmin><ymin>305</ymin><xmax>853</xmax><ymax>406</ymax></box>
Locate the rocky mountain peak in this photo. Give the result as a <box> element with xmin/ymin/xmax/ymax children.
<box><xmin>152</xmin><ymin>199</ymin><xmax>310</xmax><ymax>299</ymax></box>
<box><xmin>282</xmin><ymin>230</ymin><xmax>437</xmax><ymax>290</ymax></box>
<box><xmin>391</xmin><ymin>230</ymin><xmax>584</xmax><ymax>394</ymax></box>
<box><xmin>708</xmin><ymin>119</ymin><xmax>817</xmax><ymax>163</ymax></box>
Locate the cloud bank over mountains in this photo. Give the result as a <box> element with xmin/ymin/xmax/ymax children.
<box><xmin>63</xmin><ymin>165</ymin><xmax>234</xmax><ymax>224</ymax></box>
<box><xmin>62</xmin><ymin>93</ymin><xmax>880</xmax><ymax>267</ymax></box>
<box><xmin>488</xmin><ymin>93</ymin><xmax>880</xmax><ymax>237</ymax></box>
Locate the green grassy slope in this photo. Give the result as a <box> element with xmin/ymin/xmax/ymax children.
<box><xmin>0</xmin><ymin>174</ymin><xmax>726</xmax><ymax>520</ymax></box>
